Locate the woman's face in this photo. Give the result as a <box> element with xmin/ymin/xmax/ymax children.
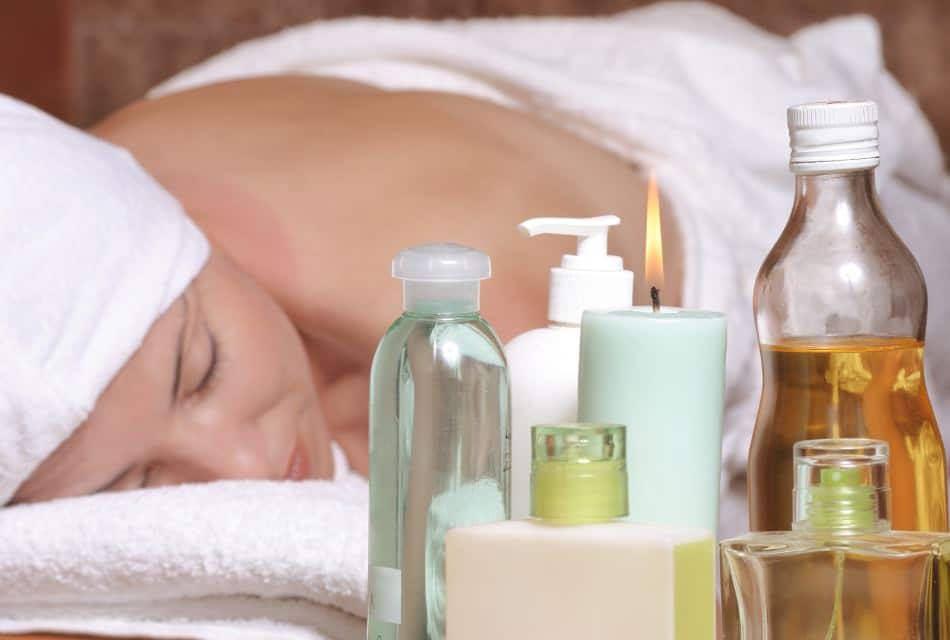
<box><xmin>11</xmin><ymin>251</ymin><xmax>334</xmax><ymax>504</ymax></box>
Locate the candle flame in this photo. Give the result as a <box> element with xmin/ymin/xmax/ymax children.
<box><xmin>645</xmin><ymin>171</ymin><xmax>664</xmax><ymax>292</ymax></box>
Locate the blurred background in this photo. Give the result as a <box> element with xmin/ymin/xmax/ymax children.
<box><xmin>1</xmin><ymin>0</ymin><xmax>948</xmax><ymax>161</ymax></box>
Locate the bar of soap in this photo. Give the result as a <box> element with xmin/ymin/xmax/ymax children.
<box><xmin>446</xmin><ymin>520</ymin><xmax>714</xmax><ymax>640</ymax></box>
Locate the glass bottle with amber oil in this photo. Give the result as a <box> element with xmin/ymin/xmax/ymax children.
<box><xmin>749</xmin><ymin>101</ymin><xmax>947</xmax><ymax>532</ymax></box>
<box><xmin>722</xmin><ymin>439</ymin><xmax>950</xmax><ymax>640</ymax></box>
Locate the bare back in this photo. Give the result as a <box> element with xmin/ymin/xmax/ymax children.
<box><xmin>92</xmin><ymin>75</ymin><xmax>682</xmax><ymax>469</ymax></box>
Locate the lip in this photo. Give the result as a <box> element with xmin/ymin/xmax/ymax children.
<box><xmin>284</xmin><ymin>436</ymin><xmax>312</xmax><ymax>481</ymax></box>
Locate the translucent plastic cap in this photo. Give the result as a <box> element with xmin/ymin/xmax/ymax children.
<box><xmin>392</xmin><ymin>243</ymin><xmax>490</xmax><ymax>313</ymax></box>
<box><xmin>788</xmin><ymin>101</ymin><xmax>880</xmax><ymax>174</ymax></box>
<box><xmin>792</xmin><ymin>439</ymin><xmax>891</xmax><ymax>535</ymax></box>
<box><xmin>530</xmin><ymin>424</ymin><xmax>628</xmax><ymax>524</ymax></box>
<box><xmin>392</xmin><ymin>243</ymin><xmax>490</xmax><ymax>282</ymax></box>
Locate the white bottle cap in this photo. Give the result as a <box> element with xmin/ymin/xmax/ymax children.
<box><xmin>518</xmin><ymin>215</ymin><xmax>634</xmax><ymax>325</ymax></box>
<box><xmin>392</xmin><ymin>242</ymin><xmax>490</xmax><ymax>282</ymax></box>
<box><xmin>392</xmin><ymin>243</ymin><xmax>490</xmax><ymax>313</ymax></box>
<box><xmin>787</xmin><ymin>101</ymin><xmax>879</xmax><ymax>174</ymax></box>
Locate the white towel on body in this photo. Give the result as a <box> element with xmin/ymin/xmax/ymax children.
<box><xmin>152</xmin><ymin>2</ymin><xmax>950</xmax><ymax>538</ymax></box>
<box><xmin>0</xmin><ymin>446</ymin><xmax>368</xmax><ymax>640</ymax></box>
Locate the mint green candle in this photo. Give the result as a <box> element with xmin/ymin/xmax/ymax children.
<box><xmin>578</xmin><ymin>307</ymin><xmax>726</xmax><ymax>535</ymax></box>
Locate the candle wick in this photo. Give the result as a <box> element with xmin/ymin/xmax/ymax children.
<box><xmin>650</xmin><ymin>286</ymin><xmax>661</xmax><ymax>312</ymax></box>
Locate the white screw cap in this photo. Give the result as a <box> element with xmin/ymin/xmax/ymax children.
<box><xmin>788</xmin><ymin>101</ymin><xmax>879</xmax><ymax>174</ymax></box>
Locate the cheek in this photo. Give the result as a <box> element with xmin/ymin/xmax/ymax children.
<box><xmin>217</xmin><ymin>296</ymin><xmax>314</xmax><ymax>413</ymax></box>
<box><xmin>187</xmin><ymin>306</ymin><xmax>317</xmax><ymax>481</ymax></box>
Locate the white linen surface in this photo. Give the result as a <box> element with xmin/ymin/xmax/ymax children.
<box><xmin>153</xmin><ymin>2</ymin><xmax>950</xmax><ymax>538</ymax></box>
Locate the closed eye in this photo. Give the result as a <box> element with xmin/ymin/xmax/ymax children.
<box><xmin>193</xmin><ymin>331</ymin><xmax>218</xmax><ymax>395</ymax></box>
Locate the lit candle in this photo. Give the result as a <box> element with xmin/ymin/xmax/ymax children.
<box><xmin>577</xmin><ymin>173</ymin><xmax>727</xmax><ymax>535</ymax></box>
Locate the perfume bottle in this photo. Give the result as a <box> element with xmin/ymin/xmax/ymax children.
<box><xmin>368</xmin><ymin>244</ymin><xmax>510</xmax><ymax>640</ymax></box>
<box><xmin>749</xmin><ymin>101</ymin><xmax>947</xmax><ymax>532</ymax></box>
<box><xmin>722</xmin><ymin>439</ymin><xmax>950</xmax><ymax>639</ymax></box>
<box><xmin>446</xmin><ymin>424</ymin><xmax>715</xmax><ymax>640</ymax></box>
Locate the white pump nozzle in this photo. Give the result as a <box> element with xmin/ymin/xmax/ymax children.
<box><xmin>517</xmin><ymin>214</ymin><xmax>633</xmax><ymax>325</ymax></box>
<box><xmin>518</xmin><ymin>215</ymin><xmax>622</xmax><ymax>271</ymax></box>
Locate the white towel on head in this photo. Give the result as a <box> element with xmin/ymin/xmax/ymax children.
<box><xmin>0</xmin><ymin>95</ymin><xmax>210</xmax><ymax>505</ymax></box>
<box><xmin>0</xmin><ymin>446</ymin><xmax>369</xmax><ymax>640</ymax></box>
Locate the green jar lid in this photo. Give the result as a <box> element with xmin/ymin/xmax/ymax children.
<box><xmin>530</xmin><ymin>424</ymin><xmax>629</xmax><ymax>524</ymax></box>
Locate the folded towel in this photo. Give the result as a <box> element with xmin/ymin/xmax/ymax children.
<box><xmin>154</xmin><ymin>2</ymin><xmax>950</xmax><ymax>538</ymax></box>
<box><xmin>0</xmin><ymin>468</ymin><xmax>368</xmax><ymax>639</ymax></box>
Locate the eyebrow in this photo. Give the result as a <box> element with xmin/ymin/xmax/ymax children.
<box><xmin>171</xmin><ymin>296</ymin><xmax>190</xmax><ymax>404</ymax></box>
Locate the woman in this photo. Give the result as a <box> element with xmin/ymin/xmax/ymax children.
<box><xmin>8</xmin><ymin>75</ymin><xmax>678</xmax><ymax>504</ymax></box>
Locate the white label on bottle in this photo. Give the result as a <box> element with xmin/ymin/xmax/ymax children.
<box><xmin>368</xmin><ymin>566</ymin><xmax>401</xmax><ymax>624</ymax></box>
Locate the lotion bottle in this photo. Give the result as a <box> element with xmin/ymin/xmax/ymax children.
<box><xmin>505</xmin><ymin>215</ymin><xmax>633</xmax><ymax>519</ymax></box>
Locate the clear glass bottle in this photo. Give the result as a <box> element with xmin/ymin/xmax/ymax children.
<box><xmin>722</xmin><ymin>439</ymin><xmax>950</xmax><ymax>639</ymax></box>
<box><xmin>368</xmin><ymin>243</ymin><xmax>510</xmax><ymax>640</ymax></box>
<box><xmin>749</xmin><ymin>101</ymin><xmax>947</xmax><ymax>532</ymax></box>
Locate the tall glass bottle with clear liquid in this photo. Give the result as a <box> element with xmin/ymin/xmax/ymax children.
<box><xmin>749</xmin><ymin>101</ymin><xmax>947</xmax><ymax>533</ymax></box>
<box><xmin>722</xmin><ymin>439</ymin><xmax>950</xmax><ymax>639</ymax></box>
<box><xmin>368</xmin><ymin>243</ymin><xmax>510</xmax><ymax>640</ymax></box>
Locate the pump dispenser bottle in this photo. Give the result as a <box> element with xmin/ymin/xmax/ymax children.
<box><xmin>505</xmin><ymin>216</ymin><xmax>633</xmax><ymax>519</ymax></box>
<box><xmin>445</xmin><ymin>424</ymin><xmax>714</xmax><ymax>640</ymax></box>
<box><xmin>722</xmin><ymin>439</ymin><xmax>950</xmax><ymax>639</ymax></box>
<box><xmin>368</xmin><ymin>243</ymin><xmax>510</xmax><ymax>640</ymax></box>
<box><xmin>749</xmin><ymin>101</ymin><xmax>947</xmax><ymax>533</ymax></box>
